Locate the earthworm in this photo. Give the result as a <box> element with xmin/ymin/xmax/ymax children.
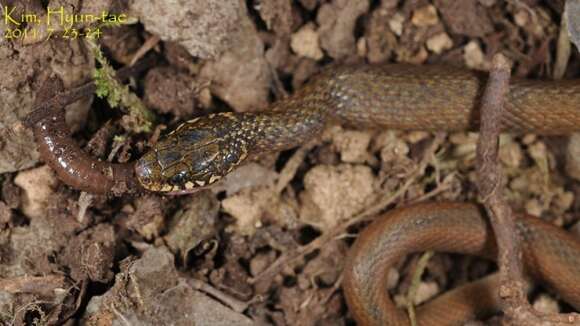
<box><xmin>28</xmin><ymin>64</ymin><xmax>580</xmax><ymax>324</ymax></box>
<box><xmin>31</xmin><ymin>104</ymin><xmax>140</xmax><ymax>194</ymax></box>
<box><xmin>26</xmin><ymin>56</ymin><xmax>157</xmax><ymax>194</ymax></box>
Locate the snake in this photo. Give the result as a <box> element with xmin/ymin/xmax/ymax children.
<box><xmin>29</xmin><ymin>64</ymin><xmax>580</xmax><ymax>324</ymax></box>
<box><xmin>343</xmin><ymin>202</ymin><xmax>580</xmax><ymax>325</ymax></box>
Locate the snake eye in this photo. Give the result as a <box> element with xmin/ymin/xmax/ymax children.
<box><xmin>224</xmin><ymin>151</ymin><xmax>238</xmax><ymax>165</ymax></box>
<box><xmin>169</xmin><ymin>170</ymin><xmax>188</xmax><ymax>186</ymax></box>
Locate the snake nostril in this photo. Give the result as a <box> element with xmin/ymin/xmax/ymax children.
<box><xmin>135</xmin><ymin>159</ymin><xmax>154</xmax><ymax>184</ymax></box>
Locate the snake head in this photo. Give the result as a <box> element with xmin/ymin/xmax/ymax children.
<box><xmin>135</xmin><ymin>113</ymin><xmax>249</xmax><ymax>194</ymax></box>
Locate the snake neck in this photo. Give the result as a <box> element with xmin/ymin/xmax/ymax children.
<box><xmin>240</xmin><ymin>76</ymin><xmax>338</xmax><ymax>152</ymax></box>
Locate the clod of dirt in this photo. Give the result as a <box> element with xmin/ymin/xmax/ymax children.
<box><xmin>0</xmin><ymin>39</ymin><xmax>93</xmax><ymax>174</ymax></box>
<box><xmin>317</xmin><ymin>0</ymin><xmax>370</xmax><ymax>60</ymax></box>
<box><xmin>199</xmin><ymin>25</ymin><xmax>271</xmax><ymax>112</ymax></box>
<box><xmin>129</xmin><ymin>0</ymin><xmax>243</xmax><ymax>59</ymax></box>
<box><xmin>426</xmin><ymin>32</ymin><xmax>453</xmax><ymax>54</ymax></box>
<box><xmin>0</xmin><ymin>202</ymin><xmax>10</xmax><ymax>227</ymax></box>
<box><xmin>572</xmin><ymin>219</ymin><xmax>580</xmax><ymax>237</ymax></box>
<box><xmin>220</xmin><ymin>167</ymin><xmax>301</xmax><ymax>232</ymax></box>
<box><xmin>411</xmin><ymin>5</ymin><xmax>440</xmax><ymax>27</ymax></box>
<box><xmin>222</xmin><ymin>187</ymin><xmax>280</xmax><ymax>235</ymax></box>
<box><xmin>301</xmin><ymin>240</ymin><xmax>348</xmax><ymax>287</ymax></box>
<box><xmin>412</xmin><ymin>281</ymin><xmax>440</xmax><ymax>305</ymax></box>
<box><xmin>224</xmin><ymin>164</ymin><xmax>279</xmax><ymax>196</ymax></box>
<box><xmin>565</xmin><ymin>0</ymin><xmax>580</xmax><ymax>50</ymax></box>
<box><xmin>464</xmin><ymin>40</ymin><xmax>489</xmax><ymax>70</ymax></box>
<box><xmin>299</xmin><ymin>164</ymin><xmax>376</xmax><ymax>229</ymax></box>
<box><xmin>144</xmin><ymin>66</ymin><xmax>199</xmax><ymax>118</ymax></box>
<box><xmin>0</xmin><ymin>274</ymin><xmax>75</xmax><ymax>325</ymax></box>
<box><xmin>389</xmin><ymin>12</ymin><xmax>405</xmax><ymax>36</ymax></box>
<box><xmin>258</xmin><ymin>0</ymin><xmax>295</xmax><ymax>36</ymax></box>
<box><xmin>566</xmin><ymin>133</ymin><xmax>580</xmax><ymax>181</ymax></box>
<box><xmin>2</xmin><ymin>218</ymin><xmax>63</xmax><ymax>279</ymax></box>
<box><xmin>365</xmin><ymin>6</ymin><xmax>398</xmax><ymax>63</ymax></box>
<box><xmin>14</xmin><ymin>166</ymin><xmax>58</xmax><ymax>220</ymax></box>
<box><xmin>164</xmin><ymin>191</ymin><xmax>220</xmax><ymax>263</ymax></box>
<box><xmin>164</xmin><ymin>42</ymin><xmax>198</xmax><ymax>73</ymax></box>
<box><xmin>532</xmin><ymin>294</ymin><xmax>560</xmax><ymax>314</ymax></box>
<box><xmin>82</xmin><ymin>247</ymin><xmax>253</xmax><ymax>325</ymax></box>
<box><xmin>291</xmin><ymin>23</ymin><xmax>324</xmax><ymax>60</ymax></box>
<box><xmin>434</xmin><ymin>0</ymin><xmax>494</xmax><ymax>37</ymax></box>
<box><xmin>331</xmin><ymin>128</ymin><xmax>373</xmax><ymax>163</ymax></box>
<box><xmin>379</xmin><ymin>133</ymin><xmax>411</xmax><ymax>165</ymax></box>
<box><xmin>58</xmin><ymin>224</ymin><xmax>116</xmax><ymax>283</ymax></box>
<box><xmin>126</xmin><ymin>196</ymin><xmax>165</xmax><ymax>240</ymax></box>
<box><xmin>498</xmin><ymin>135</ymin><xmax>523</xmax><ymax>168</ymax></box>
<box><xmin>2</xmin><ymin>178</ymin><xmax>21</xmax><ymax>209</ymax></box>
<box><xmin>277</xmin><ymin>277</ymin><xmax>344</xmax><ymax>325</ymax></box>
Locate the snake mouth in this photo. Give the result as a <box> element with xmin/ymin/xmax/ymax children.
<box><xmin>164</xmin><ymin>185</ymin><xmax>208</xmax><ymax>195</ymax></box>
<box><xmin>134</xmin><ymin>158</ymin><xmax>163</xmax><ymax>192</ymax></box>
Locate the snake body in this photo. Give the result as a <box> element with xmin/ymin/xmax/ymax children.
<box><xmin>343</xmin><ymin>202</ymin><xmax>580</xmax><ymax>325</ymax></box>
<box><xmin>135</xmin><ymin>64</ymin><xmax>580</xmax><ymax>193</ymax></box>
<box><xmin>31</xmin><ymin>64</ymin><xmax>580</xmax><ymax>324</ymax></box>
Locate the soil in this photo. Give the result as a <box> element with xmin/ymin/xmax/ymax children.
<box><xmin>1</xmin><ymin>0</ymin><xmax>579</xmax><ymax>325</ymax></box>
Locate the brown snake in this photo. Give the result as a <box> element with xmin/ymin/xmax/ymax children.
<box><xmin>343</xmin><ymin>202</ymin><xmax>580</xmax><ymax>325</ymax></box>
<box><xmin>30</xmin><ymin>64</ymin><xmax>580</xmax><ymax>324</ymax></box>
<box><xmin>135</xmin><ymin>64</ymin><xmax>580</xmax><ymax>193</ymax></box>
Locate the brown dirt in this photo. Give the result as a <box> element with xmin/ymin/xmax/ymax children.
<box><xmin>1</xmin><ymin>0</ymin><xmax>579</xmax><ymax>325</ymax></box>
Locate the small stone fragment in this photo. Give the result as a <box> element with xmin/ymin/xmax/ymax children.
<box><xmin>389</xmin><ymin>13</ymin><xmax>405</xmax><ymax>36</ymax></box>
<box><xmin>499</xmin><ymin>136</ymin><xmax>523</xmax><ymax>168</ymax></box>
<box><xmin>553</xmin><ymin>190</ymin><xmax>574</xmax><ymax>213</ymax></box>
<box><xmin>14</xmin><ymin>166</ymin><xmax>57</xmax><ymax>219</ymax></box>
<box><xmin>525</xmin><ymin>199</ymin><xmax>543</xmax><ymax>217</ymax></box>
<box><xmin>332</xmin><ymin>130</ymin><xmax>373</xmax><ymax>163</ymax></box>
<box><xmin>411</xmin><ymin>5</ymin><xmax>439</xmax><ymax>27</ymax></box>
<box><xmin>528</xmin><ymin>141</ymin><xmax>548</xmax><ymax>164</ymax></box>
<box><xmin>317</xmin><ymin>0</ymin><xmax>370</xmax><ymax>59</ymax></box>
<box><xmin>464</xmin><ymin>41</ymin><xmax>487</xmax><ymax>70</ymax></box>
<box><xmin>514</xmin><ymin>10</ymin><xmax>529</xmax><ymax>27</ymax></box>
<box><xmin>426</xmin><ymin>32</ymin><xmax>453</xmax><ymax>54</ymax></box>
<box><xmin>413</xmin><ymin>281</ymin><xmax>440</xmax><ymax>305</ymax></box>
<box><xmin>291</xmin><ymin>23</ymin><xmax>324</xmax><ymax>60</ymax></box>
<box><xmin>222</xmin><ymin>187</ymin><xmax>277</xmax><ymax>234</ymax></box>
<box><xmin>532</xmin><ymin>294</ymin><xmax>560</xmax><ymax>314</ymax></box>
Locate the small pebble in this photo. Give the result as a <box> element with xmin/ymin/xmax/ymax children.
<box><xmin>426</xmin><ymin>32</ymin><xmax>453</xmax><ymax>54</ymax></box>
<box><xmin>291</xmin><ymin>23</ymin><xmax>324</xmax><ymax>60</ymax></box>
<box><xmin>411</xmin><ymin>5</ymin><xmax>439</xmax><ymax>27</ymax></box>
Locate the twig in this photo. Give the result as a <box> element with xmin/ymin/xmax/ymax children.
<box><xmin>185</xmin><ymin>278</ymin><xmax>252</xmax><ymax>313</ymax></box>
<box><xmin>275</xmin><ymin>139</ymin><xmax>318</xmax><ymax>193</ymax></box>
<box><xmin>130</xmin><ymin>34</ymin><xmax>161</xmax><ymax>66</ymax></box>
<box><xmin>405</xmin><ymin>251</ymin><xmax>434</xmax><ymax>326</ymax></box>
<box><xmin>476</xmin><ymin>54</ymin><xmax>580</xmax><ymax>325</ymax></box>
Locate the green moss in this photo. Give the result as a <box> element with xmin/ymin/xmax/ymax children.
<box><xmin>88</xmin><ymin>39</ymin><xmax>156</xmax><ymax>133</ymax></box>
